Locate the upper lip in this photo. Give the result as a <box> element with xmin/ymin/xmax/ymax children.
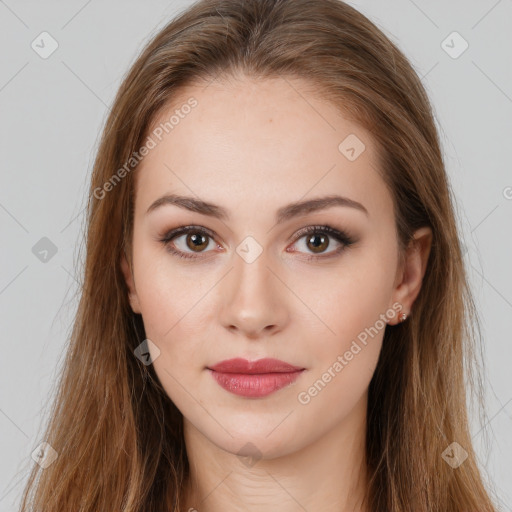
<box><xmin>207</xmin><ymin>357</ymin><xmax>304</xmax><ymax>374</ymax></box>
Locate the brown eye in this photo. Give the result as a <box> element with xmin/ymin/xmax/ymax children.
<box><xmin>306</xmin><ymin>233</ymin><xmax>329</xmax><ymax>253</ymax></box>
<box><xmin>185</xmin><ymin>232</ymin><xmax>210</xmax><ymax>252</ymax></box>
<box><xmin>161</xmin><ymin>224</ymin><xmax>354</xmax><ymax>262</ymax></box>
<box><xmin>160</xmin><ymin>226</ymin><xmax>217</xmax><ymax>259</ymax></box>
<box><xmin>289</xmin><ymin>225</ymin><xmax>355</xmax><ymax>260</ymax></box>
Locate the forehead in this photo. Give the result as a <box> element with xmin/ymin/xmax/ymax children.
<box><xmin>134</xmin><ymin>76</ymin><xmax>392</xmax><ymax>222</ymax></box>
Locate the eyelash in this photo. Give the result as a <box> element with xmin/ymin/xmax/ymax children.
<box><xmin>158</xmin><ymin>224</ymin><xmax>356</xmax><ymax>261</ymax></box>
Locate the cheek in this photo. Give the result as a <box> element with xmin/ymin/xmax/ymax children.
<box><xmin>131</xmin><ymin>247</ymin><xmax>217</xmax><ymax>375</ymax></box>
<box><xmin>300</xmin><ymin>257</ymin><xmax>394</xmax><ymax>348</ymax></box>
<box><xmin>293</xmin><ymin>273</ymin><xmax>388</xmax><ymax>417</ymax></box>
<box><xmin>292</xmin><ymin>251</ymin><xmax>395</xmax><ymax>410</ymax></box>
<box><xmin>133</xmin><ymin>238</ymin><xmax>202</xmax><ymax>331</ymax></box>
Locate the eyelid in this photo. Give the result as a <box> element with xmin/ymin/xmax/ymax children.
<box><xmin>286</xmin><ymin>225</ymin><xmax>355</xmax><ymax>259</ymax></box>
<box><xmin>159</xmin><ymin>225</ymin><xmax>221</xmax><ymax>260</ymax></box>
<box><xmin>290</xmin><ymin>225</ymin><xmax>351</xmax><ymax>244</ymax></box>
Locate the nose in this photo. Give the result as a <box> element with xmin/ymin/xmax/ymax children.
<box><xmin>218</xmin><ymin>250</ymin><xmax>290</xmax><ymax>339</ymax></box>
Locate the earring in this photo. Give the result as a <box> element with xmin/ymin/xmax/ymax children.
<box><xmin>398</xmin><ymin>312</ymin><xmax>407</xmax><ymax>323</ymax></box>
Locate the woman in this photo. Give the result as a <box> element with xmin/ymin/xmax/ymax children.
<box><xmin>19</xmin><ymin>0</ymin><xmax>498</xmax><ymax>510</ymax></box>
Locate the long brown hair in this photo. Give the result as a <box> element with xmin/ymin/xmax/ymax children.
<box><xmin>18</xmin><ymin>0</ymin><xmax>498</xmax><ymax>510</ymax></box>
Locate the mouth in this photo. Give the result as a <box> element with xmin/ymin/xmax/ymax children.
<box><xmin>206</xmin><ymin>357</ymin><xmax>306</xmax><ymax>398</ymax></box>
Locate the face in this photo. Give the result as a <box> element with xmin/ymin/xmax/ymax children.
<box><xmin>121</xmin><ymin>75</ymin><xmax>421</xmax><ymax>460</ymax></box>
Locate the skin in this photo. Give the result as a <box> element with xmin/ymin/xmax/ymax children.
<box><xmin>121</xmin><ymin>74</ymin><xmax>432</xmax><ymax>512</ymax></box>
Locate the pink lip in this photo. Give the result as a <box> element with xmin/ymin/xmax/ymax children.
<box><xmin>208</xmin><ymin>357</ymin><xmax>304</xmax><ymax>374</ymax></box>
<box><xmin>207</xmin><ymin>358</ymin><xmax>305</xmax><ymax>398</ymax></box>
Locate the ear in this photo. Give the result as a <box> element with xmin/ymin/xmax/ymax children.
<box><xmin>120</xmin><ymin>250</ymin><xmax>142</xmax><ymax>314</ymax></box>
<box><xmin>388</xmin><ymin>226</ymin><xmax>432</xmax><ymax>325</ymax></box>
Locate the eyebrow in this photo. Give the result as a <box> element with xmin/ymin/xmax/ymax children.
<box><xmin>145</xmin><ymin>193</ymin><xmax>368</xmax><ymax>223</ymax></box>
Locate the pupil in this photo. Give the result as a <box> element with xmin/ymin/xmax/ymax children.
<box><xmin>308</xmin><ymin>234</ymin><xmax>328</xmax><ymax>253</ymax></box>
<box><xmin>188</xmin><ymin>233</ymin><xmax>208</xmax><ymax>251</ymax></box>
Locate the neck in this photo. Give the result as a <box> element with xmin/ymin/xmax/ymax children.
<box><xmin>181</xmin><ymin>392</ymin><xmax>369</xmax><ymax>512</ymax></box>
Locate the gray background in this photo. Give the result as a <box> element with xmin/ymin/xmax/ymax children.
<box><xmin>0</xmin><ymin>1</ymin><xmax>511</xmax><ymax>510</ymax></box>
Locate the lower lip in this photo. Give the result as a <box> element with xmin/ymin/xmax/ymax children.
<box><xmin>208</xmin><ymin>369</ymin><xmax>305</xmax><ymax>398</ymax></box>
